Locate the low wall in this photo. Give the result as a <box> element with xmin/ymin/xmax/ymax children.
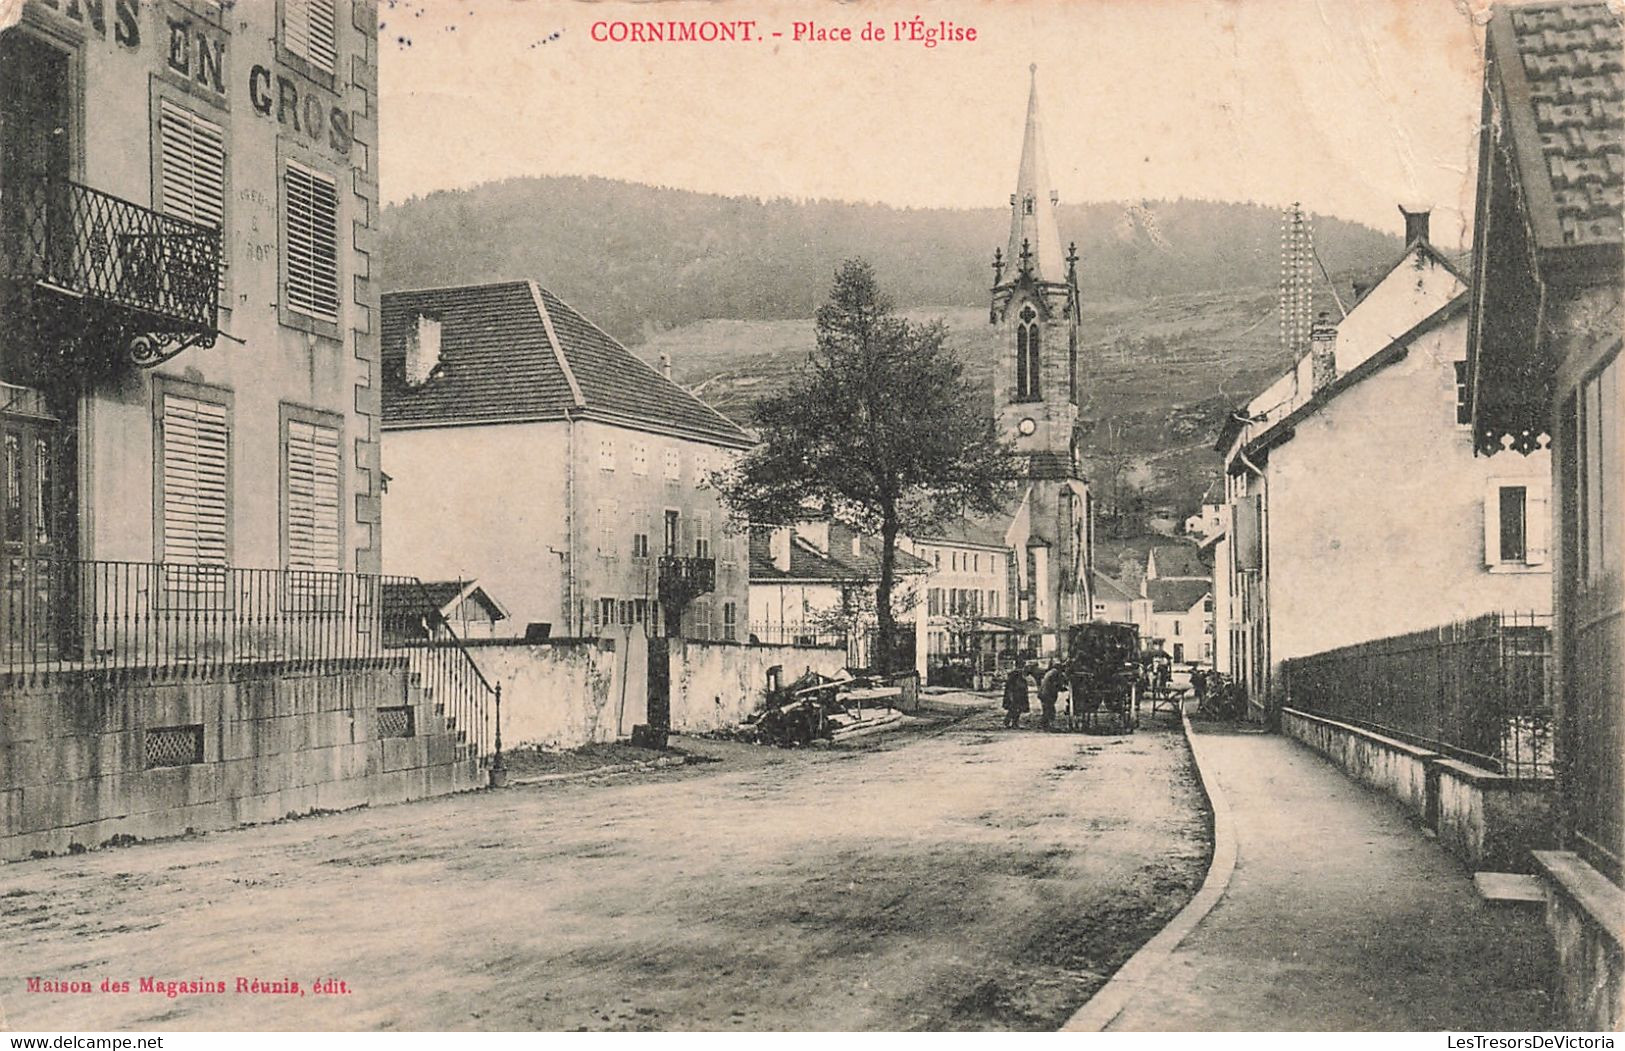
<box><xmin>1533</xmin><ymin>850</ymin><xmax>1624</xmax><ymax>1031</ymax></box>
<box><xmin>467</xmin><ymin>632</ymin><xmax>647</xmax><ymax>749</ymax></box>
<box><xmin>669</xmin><ymin>640</ymin><xmax>847</xmax><ymax>733</ymax></box>
<box><xmin>1281</xmin><ymin>707</ymin><xmax>1556</xmax><ymax>871</ymax></box>
<box><xmin>0</xmin><ymin>662</ymin><xmax>482</xmax><ymax>862</ymax></box>
<box><xmin>1281</xmin><ymin>707</ymin><xmax>1432</xmax><ymax>819</ymax></box>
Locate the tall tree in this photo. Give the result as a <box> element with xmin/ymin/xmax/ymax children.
<box><xmin>716</xmin><ymin>260</ymin><xmax>1016</xmax><ymax>672</ymax></box>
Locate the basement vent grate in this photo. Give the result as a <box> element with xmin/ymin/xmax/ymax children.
<box><xmin>145</xmin><ymin>725</ymin><xmax>204</xmax><ymax>768</ymax></box>
<box><xmin>377</xmin><ymin>706</ymin><xmax>414</xmax><ymax>739</ymax></box>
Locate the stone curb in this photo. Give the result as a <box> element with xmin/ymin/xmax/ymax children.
<box><xmin>504</xmin><ymin>754</ymin><xmax>694</xmax><ymax>787</ymax></box>
<box><xmin>1060</xmin><ymin>710</ymin><xmax>1240</xmax><ymax>1032</ymax></box>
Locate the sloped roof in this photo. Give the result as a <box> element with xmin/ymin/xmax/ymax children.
<box><xmin>749</xmin><ymin>524</ymin><xmax>933</xmax><ymax>583</ymax></box>
<box><xmin>1091</xmin><ymin>573</ymin><xmax>1139</xmax><ymax>603</ymax></box>
<box><xmin>1489</xmin><ymin>3</ymin><xmax>1624</xmax><ymax>257</ymax></box>
<box><xmin>380</xmin><ymin>580</ymin><xmax>507</xmax><ymax>624</ymax></box>
<box><xmin>913</xmin><ymin>513</ymin><xmax>1011</xmax><ymax>550</ymax></box>
<box><xmin>1147</xmin><ymin>578</ymin><xmax>1211</xmax><ymax>614</ymax></box>
<box><xmin>1149</xmin><ymin>545</ymin><xmax>1206</xmax><ymax>579</ymax></box>
<box><xmin>380</xmin><ymin>281</ymin><xmax>751</xmax><ymax>448</ymax></box>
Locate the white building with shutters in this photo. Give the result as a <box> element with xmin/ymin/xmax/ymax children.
<box><xmin>1211</xmin><ymin>208</ymin><xmax>1551</xmax><ymax>709</ymax></box>
<box><xmin>1</xmin><ymin>0</ymin><xmax>383</xmax><ymax>578</ymax></box>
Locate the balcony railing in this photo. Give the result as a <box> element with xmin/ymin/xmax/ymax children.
<box><xmin>658</xmin><ymin>554</ymin><xmax>716</xmax><ymax>610</ymax></box>
<box><xmin>0</xmin><ymin>558</ymin><xmax>496</xmax><ymax>763</ymax></box>
<box><xmin>2</xmin><ymin>175</ymin><xmax>220</xmax><ymax>362</ymax></box>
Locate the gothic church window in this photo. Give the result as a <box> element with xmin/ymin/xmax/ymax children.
<box><xmin>1016</xmin><ymin>305</ymin><xmax>1040</xmax><ymax>401</ymax></box>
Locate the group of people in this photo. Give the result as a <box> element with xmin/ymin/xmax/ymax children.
<box><xmin>1000</xmin><ymin>661</ymin><xmax>1068</xmax><ymax>730</ymax></box>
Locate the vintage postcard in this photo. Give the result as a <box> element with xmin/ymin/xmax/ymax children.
<box><xmin>0</xmin><ymin>0</ymin><xmax>1620</xmax><ymax>1037</ymax></box>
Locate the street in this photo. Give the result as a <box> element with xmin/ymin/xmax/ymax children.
<box><xmin>0</xmin><ymin>702</ymin><xmax>1208</xmax><ymax>1032</ymax></box>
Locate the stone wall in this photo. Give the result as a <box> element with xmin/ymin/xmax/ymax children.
<box><xmin>1282</xmin><ymin>707</ymin><xmax>1558</xmax><ymax>872</ymax></box>
<box><xmin>469</xmin><ymin>634</ymin><xmax>847</xmax><ymax>748</ymax></box>
<box><xmin>0</xmin><ymin>661</ymin><xmax>482</xmax><ymax>862</ymax></box>
<box><xmin>1533</xmin><ymin>850</ymin><xmax>1624</xmax><ymax>1031</ymax></box>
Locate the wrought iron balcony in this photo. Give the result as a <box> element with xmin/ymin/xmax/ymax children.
<box><xmin>1</xmin><ymin>174</ymin><xmax>221</xmax><ymax>371</ymax></box>
<box><xmin>658</xmin><ymin>555</ymin><xmax>716</xmax><ymax>610</ymax></box>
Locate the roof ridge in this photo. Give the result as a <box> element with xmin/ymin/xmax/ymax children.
<box><xmin>528</xmin><ymin>281</ymin><xmax>585</xmax><ymax>408</ymax></box>
<box><xmin>536</xmin><ymin>284</ymin><xmax>750</xmax><ymax>440</ymax></box>
<box><xmin>383</xmin><ymin>279</ymin><xmax>533</xmax><ymax>299</ymax></box>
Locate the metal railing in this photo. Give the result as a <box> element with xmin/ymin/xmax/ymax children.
<box><xmin>0</xmin><ymin>558</ymin><xmax>495</xmax><ymax>764</ymax></box>
<box><xmin>658</xmin><ymin>555</ymin><xmax>716</xmax><ymax>609</ymax></box>
<box><xmin>1</xmin><ymin>175</ymin><xmax>220</xmax><ymax>332</ymax></box>
<box><xmin>1282</xmin><ymin>612</ymin><xmax>1553</xmax><ymax>778</ymax></box>
<box><xmin>747</xmin><ymin>621</ymin><xmax>848</xmax><ymax>648</ymax></box>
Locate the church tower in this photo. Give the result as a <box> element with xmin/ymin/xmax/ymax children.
<box><xmin>989</xmin><ymin>66</ymin><xmax>1092</xmax><ymax>645</ymax></box>
<box><xmin>991</xmin><ymin>65</ymin><xmax>1082</xmax><ymax>475</ymax></box>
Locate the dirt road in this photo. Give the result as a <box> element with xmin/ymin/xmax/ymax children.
<box><xmin>1</xmin><ymin>703</ymin><xmax>1208</xmax><ymax>1031</ymax></box>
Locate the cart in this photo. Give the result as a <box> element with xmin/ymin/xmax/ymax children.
<box><xmin>1063</xmin><ymin>622</ymin><xmax>1142</xmax><ymax>733</ymax></box>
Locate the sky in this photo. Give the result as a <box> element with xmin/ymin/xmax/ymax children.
<box><xmin>377</xmin><ymin>0</ymin><xmax>1492</xmax><ymax>247</ymax></box>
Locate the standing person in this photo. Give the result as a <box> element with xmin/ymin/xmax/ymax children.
<box><xmin>1001</xmin><ymin>665</ymin><xmax>1030</xmax><ymax>729</ymax></box>
<box><xmin>1038</xmin><ymin>661</ymin><xmax>1065</xmax><ymax>731</ymax></box>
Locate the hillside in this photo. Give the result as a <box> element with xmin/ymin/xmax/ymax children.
<box><xmin>379</xmin><ymin>177</ymin><xmax>1404</xmax><ymax>526</ymax></box>
<box><xmin>379</xmin><ymin>176</ymin><xmax>1399</xmax><ymax>344</ymax></box>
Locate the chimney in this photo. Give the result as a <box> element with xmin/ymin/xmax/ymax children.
<box><xmin>404</xmin><ymin>314</ymin><xmax>442</xmax><ymax>387</ymax></box>
<box><xmin>1310</xmin><ymin>310</ymin><xmax>1338</xmax><ymax>392</ymax></box>
<box><xmin>1399</xmin><ymin>205</ymin><xmax>1430</xmax><ymax>246</ymax></box>
<box><xmin>659</xmin><ymin>352</ymin><xmax>673</xmax><ymax>381</ymax></box>
<box><xmin>770</xmin><ymin>527</ymin><xmax>792</xmax><ymax>573</ymax></box>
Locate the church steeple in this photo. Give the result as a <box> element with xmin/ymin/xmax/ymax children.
<box><xmin>1006</xmin><ymin>64</ymin><xmax>1066</xmax><ymax>286</ymax></box>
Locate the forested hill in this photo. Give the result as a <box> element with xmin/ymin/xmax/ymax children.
<box><xmin>379</xmin><ymin>176</ymin><xmax>1401</xmax><ymax>345</ymax></box>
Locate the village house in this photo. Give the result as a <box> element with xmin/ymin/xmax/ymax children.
<box><xmin>0</xmin><ymin>0</ymin><xmax>488</xmax><ymax>862</ymax></box>
<box><xmin>1145</xmin><ymin>578</ymin><xmax>1213</xmax><ymax>667</ymax></box>
<box><xmin>1089</xmin><ymin>571</ymin><xmax>1152</xmax><ymax>639</ymax></box>
<box><xmin>381</xmin><ymin>579</ymin><xmax>509</xmax><ymax>641</ymax></box>
<box><xmin>748</xmin><ymin>520</ymin><xmax>933</xmax><ymax>675</ymax></box>
<box><xmin>1463</xmin><ymin>1</ymin><xmax>1622</xmax><ymax>1029</ymax></box>
<box><xmin>902</xmin><ymin>523</ymin><xmax>1020</xmax><ymax>683</ymax></box>
<box><xmin>1212</xmin><ymin>207</ymin><xmax>1552</xmax><ymax>711</ymax></box>
<box><xmin>378</xmin><ymin>280</ymin><xmax>753</xmax><ymax>643</ymax></box>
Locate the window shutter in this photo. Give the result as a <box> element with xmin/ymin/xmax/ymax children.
<box><xmin>1526</xmin><ymin>480</ymin><xmax>1550</xmax><ymax>565</ymax></box>
<box><xmin>286</xmin><ymin>419</ymin><xmax>340</xmax><ymax>570</ymax></box>
<box><xmin>1483</xmin><ymin>480</ymin><xmax>1502</xmax><ymax>567</ymax></box>
<box><xmin>284</xmin><ymin>161</ymin><xmax>340</xmax><ymax>322</ymax></box>
<box><xmin>284</xmin><ymin>0</ymin><xmax>338</xmax><ymax>74</ymax></box>
<box><xmin>158</xmin><ymin>100</ymin><xmax>225</xmax><ymax>230</ymax></box>
<box><xmin>162</xmin><ymin>395</ymin><xmax>229</xmax><ymax>566</ymax></box>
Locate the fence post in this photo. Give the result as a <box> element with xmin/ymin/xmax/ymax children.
<box><xmin>489</xmin><ymin>682</ymin><xmax>507</xmax><ymax>788</ymax></box>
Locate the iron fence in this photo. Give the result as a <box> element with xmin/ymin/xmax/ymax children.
<box><xmin>0</xmin><ymin>558</ymin><xmax>495</xmax><ymax>763</ymax></box>
<box><xmin>1282</xmin><ymin>611</ymin><xmax>1553</xmax><ymax>778</ymax></box>
<box><xmin>747</xmin><ymin>621</ymin><xmax>847</xmax><ymax>649</ymax></box>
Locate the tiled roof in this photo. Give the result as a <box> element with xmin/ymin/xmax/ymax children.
<box><xmin>749</xmin><ymin>524</ymin><xmax>933</xmax><ymax>583</ymax></box>
<box><xmin>1091</xmin><ymin>573</ymin><xmax>1138</xmax><ymax>603</ymax></box>
<box><xmin>1147</xmin><ymin>578</ymin><xmax>1211</xmax><ymax>614</ymax></box>
<box><xmin>380</xmin><ymin>580</ymin><xmax>505</xmax><ymax>623</ymax></box>
<box><xmin>381</xmin><ymin>281</ymin><xmax>751</xmax><ymax>447</ymax></box>
<box><xmin>914</xmin><ymin>514</ymin><xmax>1011</xmax><ymax>549</ymax></box>
<box><xmin>1149</xmin><ymin>545</ymin><xmax>1206</xmax><ymax>579</ymax></box>
<box><xmin>1491</xmin><ymin>3</ymin><xmax>1624</xmax><ymax>252</ymax></box>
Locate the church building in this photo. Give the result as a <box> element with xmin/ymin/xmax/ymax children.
<box><xmin>915</xmin><ymin>66</ymin><xmax>1095</xmax><ymax>658</ymax></box>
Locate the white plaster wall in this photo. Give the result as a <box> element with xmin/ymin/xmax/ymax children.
<box><xmin>382</xmin><ymin>421</ymin><xmax>569</xmax><ymax>631</ymax></box>
<box><xmin>1265</xmin><ymin>315</ymin><xmax>1551</xmax><ymax>669</ymax></box>
<box><xmin>669</xmin><ymin>640</ymin><xmax>847</xmax><ymax>733</ymax></box>
<box><xmin>1334</xmin><ymin>248</ymin><xmax>1466</xmax><ymax>374</ymax></box>
<box><xmin>468</xmin><ymin>631</ymin><xmax>647</xmax><ymax>749</ymax></box>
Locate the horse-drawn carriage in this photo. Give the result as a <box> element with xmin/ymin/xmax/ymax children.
<box><xmin>1062</xmin><ymin>621</ymin><xmax>1142</xmax><ymax>733</ymax></box>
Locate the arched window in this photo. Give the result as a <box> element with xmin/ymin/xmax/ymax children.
<box><xmin>1017</xmin><ymin>305</ymin><xmax>1040</xmax><ymax>400</ymax></box>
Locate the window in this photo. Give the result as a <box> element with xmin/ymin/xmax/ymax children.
<box><xmin>632</xmin><ymin>443</ymin><xmax>648</xmax><ymax>476</ymax></box>
<box><xmin>932</xmin><ymin>549</ymin><xmax>940</xmax><ymax>569</ymax></box>
<box><xmin>1016</xmin><ymin>305</ymin><xmax>1041</xmax><ymax>400</ymax></box>
<box><xmin>1173</xmin><ymin>643</ymin><xmax>1185</xmax><ymax>663</ymax></box>
<box><xmin>598</xmin><ymin>502</ymin><xmax>618</xmax><ymax>558</ymax></box>
<box><xmin>632</xmin><ymin>532</ymin><xmax>650</xmax><ymax>559</ymax></box>
<box><xmin>1453</xmin><ymin>361</ymin><xmax>1471</xmax><ymax>426</ymax></box>
<box><xmin>157</xmin><ymin>100</ymin><xmax>226</xmax><ymax>290</ymax></box>
<box><xmin>928</xmin><ymin>588</ymin><xmax>942</xmax><ymax>616</ymax></box>
<box><xmin>633</xmin><ymin>598</ymin><xmax>649</xmax><ymax>624</ymax></box>
<box><xmin>598</xmin><ymin>597</ymin><xmax>617</xmax><ymax>629</ymax></box>
<box><xmin>664</xmin><ymin>509</ymin><xmax>680</xmax><ymax>556</ymax></box>
<box><xmin>1575</xmin><ymin>356</ymin><xmax>1620</xmax><ymax>585</ymax></box>
<box><xmin>284</xmin><ymin>160</ymin><xmax>339</xmax><ymax>322</ymax></box>
<box><xmin>284</xmin><ymin>417</ymin><xmax>341</xmax><ymax>570</ymax></box>
<box><xmin>664</xmin><ymin>448</ymin><xmax>681</xmax><ymax>482</ymax></box>
<box><xmin>283</xmin><ymin>0</ymin><xmax>338</xmax><ymax>75</ymax></box>
<box><xmin>1484</xmin><ymin>480</ymin><xmax>1547</xmax><ymax>568</ymax></box>
<box><xmin>1174</xmin><ymin>620</ymin><xmax>1182</xmax><ymax>637</ymax></box>
<box><xmin>694</xmin><ymin>512</ymin><xmax>712</xmax><ymax>559</ymax></box>
<box><xmin>159</xmin><ymin>392</ymin><xmax>230</xmax><ymax>568</ymax></box>
<box><xmin>722</xmin><ymin>601</ymin><xmax>737</xmax><ymax>641</ymax></box>
<box><xmin>599</xmin><ymin>439</ymin><xmax>616</xmax><ymax>471</ymax></box>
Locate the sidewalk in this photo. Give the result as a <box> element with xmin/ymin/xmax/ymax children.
<box><xmin>1099</xmin><ymin>727</ymin><xmax>1554</xmax><ymax>1031</ymax></box>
